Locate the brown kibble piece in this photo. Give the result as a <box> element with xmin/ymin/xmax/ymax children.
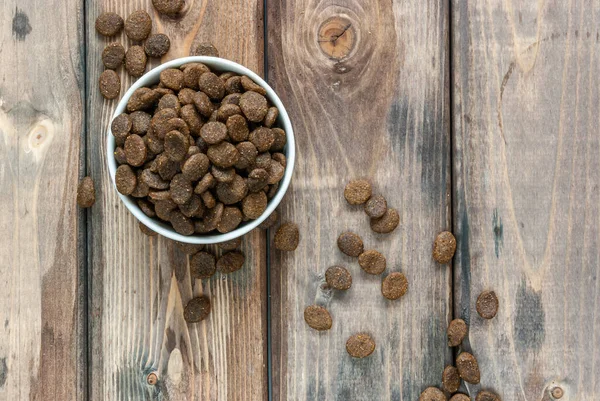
<box><xmin>174</xmin><ymin>241</ymin><xmax>204</xmax><ymax>254</ymax></box>
<box><xmin>200</xmin><ymin>121</ymin><xmax>228</xmax><ymax>145</ymax></box>
<box><xmin>337</xmin><ymin>232</ymin><xmax>364</xmax><ymax>257</ymax></box>
<box><xmin>125</xmin><ymin>46</ymin><xmax>148</xmax><ymax>77</ymax></box>
<box><xmin>364</xmin><ymin>194</ymin><xmax>387</xmax><ymax>218</ymax></box>
<box><xmin>184</xmin><ymin>296</ymin><xmax>211</xmax><ymax>323</ymax></box>
<box><xmin>303</xmin><ymin>305</ymin><xmax>332</xmax><ymax>331</ymax></box>
<box><xmin>325</xmin><ymin>266</ymin><xmax>352</xmax><ymax>290</ymax></box>
<box><xmin>114</xmin><ymin>147</ymin><xmax>127</xmax><ymax>164</ymax></box>
<box><xmin>346</xmin><ymin>333</ymin><xmax>375</xmax><ymax>358</ymax></box>
<box><xmin>218</xmin><ymin>238</ymin><xmax>242</xmax><ymax>251</ymax></box>
<box><xmin>198</xmin><ymin>72</ymin><xmax>225</xmax><ymax>100</ymax></box>
<box><xmin>215</xmin><ymin>174</ymin><xmax>247</xmax><ymax>204</ymax></box>
<box><xmin>239</xmin><ymin>91</ymin><xmax>268</xmax><ymax>122</ymax></box>
<box><xmin>160</xmin><ymin>69</ymin><xmax>184</xmax><ymax>91</ymax></box>
<box><xmin>127</xmin><ymin>88</ymin><xmax>160</xmax><ymax>112</ymax></box>
<box><xmin>211</xmin><ymin>166</ymin><xmax>235</xmax><ymax>183</ymax></box>
<box><xmin>130</xmin><ymin>111</ymin><xmax>151</xmax><ymax>135</ymax></box>
<box><xmin>242</xmin><ymin>191</ymin><xmax>267</xmax><ymax>220</ymax></box>
<box><xmin>145</xmin><ymin>33</ymin><xmax>171</xmax><ymax>58</ymax></box>
<box><xmin>170</xmin><ymin>210</ymin><xmax>194</xmax><ymax>235</ymax></box>
<box><xmin>222</xmin><ymin>93</ymin><xmax>241</xmax><ymax>105</ymax></box>
<box><xmin>141</xmin><ymin>169</ymin><xmax>170</xmax><ymax>189</ymax></box>
<box><xmin>240</xmin><ymin>75</ymin><xmax>267</xmax><ymax>95</ymax></box>
<box><xmin>77</xmin><ymin>177</ymin><xmax>96</xmax><ymax>208</ymax></box>
<box><xmin>164</xmin><ymin>130</ymin><xmax>189</xmax><ymax>162</ymax></box>
<box><xmin>247</xmin><ymin>168</ymin><xmax>269</xmax><ymax>193</ymax></box>
<box><xmin>201</xmin><ymin>191</ymin><xmax>216</xmax><ymax>209</ymax></box>
<box><xmin>267</xmin><ymin>159</ymin><xmax>285</xmax><ymax>185</ymax></box>
<box><xmin>182</xmin><ymin>153</ymin><xmax>210</xmax><ymax>181</ymax></box>
<box><xmin>254</xmin><ymin>152</ymin><xmax>271</xmax><ymax>170</ymax></box>
<box><xmin>225</xmin><ymin>115</ymin><xmax>249</xmax><ymax>143</ymax></box>
<box><xmin>194</xmin><ymin>173</ymin><xmax>216</xmax><ymax>194</ymax></box>
<box><xmin>131</xmin><ymin>170</ymin><xmax>150</xmax><ymax>197</ymax></box>
<box><xmin>95</xmin><ymin>12</ymin><xmax>124</xmax><ymax>37</ymax></box>
<box><xmin>442</xmin><ymin>366</ymin><xmax>461</xmax><ymax>394</ymax></box>
<box><xmin>456</xmin><ymin>352</ymin><xmax>480</xmax><ymax>384</ymax></box>
<box><xmin>476</xmin><ymin>290</ymin><xmax>498</xmax><ymax>319</ymax></box>
<box><xmin>156</xmin><ymin>153</ymin><xmax>179</xmax><ymax>180</ymax></box>
<box><xmin>157</xmin><ymin>94</ymin><xmax>180</xmax><ymax>113</ymax></box>
<box><xmin>358</xmin><ymin>249</ymin><xmax>386</xmax><ymax>274</ymax></box>
<box><xmin>170</xmin><ymin>174</ymin><xmax>193</xmax><ymax>205</ymax></box>
<box><xmin>102</xmin><ymin>43</ymin><xmax>125</xmax><ymax>69</ymax></box>
<box><xmin>99</xmin><ymin>70</ymin><xmax>120</xmax><ymax>99</ymax></box>
<box><xmin>137</xmin><ymin>199</ymin><xmax>155</xmax><ymax>217</ymax></box>
<box><xmin>449</xmin><ymin>395</ymin><xmax>470</xmax><ymax>401</ymax></box>
<box><xmin>476</xmin><ymin>391</ymin><xmax>501</xmax><ymax>401</ymax></box>
<box><xmin>192</xmin><ymin>91</ymin><xmax>214</xmax><ymax>117</ymax></box>
<box><xmin>125</xmin><ymin>10</ymin><xmax>152</xmax><ymax>41</ymax></box>
<box><xmin>139</xmin><ymin>222</ymin><xmax>157</xmax><ymax>236</ymax></box>
<box><xmin>190</xmin><ymin>42</ymin><xmax>219</xmax><ymax>57</ymax></box>
<box><xmin>216</xmin><ymin>104</ymin><xmax>241</xmax><ymax>122</ymax></box>
<box><xmin>111</xmin><ymin>114</ymin><xmax>132</xmax><ymax>145</ymax></box>
<box><xmin>115</xmin><ymin>165</ymin><xmax>137</xmax><ymax>195</ymax></box>
<box><xmin>447</xmin><ymin>318</ymin><xmax>468</xmax><ymax>347</ymax></box>
<box><xmin>124</xmin><ymin>134</ymin><xmax>147</xmax><ymax>167</ymax></box>
<box><xmin>270</xmin><ymin>128</ymin><xmax>287</xmax><ymax>151</ymax></box>
<box><xmin>179</xmin><ymin>194</ymin><xmax>204</xmax><ymax>217</ymax></box>
<box><xmin>433</xmin><ymin>231</ymin><xmax>457</xmax><ymax>264</ymax></box>
<box><xmin>381</xmin><ymin>272</ymin><xmax>407</xmax><ymax>299</ymax></box>
<box><xmin>148</xmin><ymin>190</ymin><xmax>170</xmax><ymax>201</ymax></box>
<box><xmin>225</xmin><ymin>76</ymin><xmax>243</xmax><ymax>94</ymax></box>
<box><xmin>155</xmin><ymin>199</ymin><xmax>177</xmax><ymax>221</ymax></box>
<box><xmin>258</xmin><ymin>210</ymin><xmax>279</xmax><ymax>229</ymax></box>
<box><xmin>178</xmin><ymin>88</ymin><xmax>196</xmax><ymax>105</ymax></box>
<box><xmin>370</xmin><ymin>208</ymin><xmax>400</xmax><ymax>234</ymax></box>
<box><xmin>235</xmin><ymin>142</ymin><xmax>258</xmax><ymax>170</ymax></box>
<box><xmin>272</xmin><ymin>153</ymin><xmax>286</xmax><ymax>168</ymax></box>
<box><xmin>216</xmin><ymin>206</ymin><xmax>243</xmax><ymax>233</ymax></box>
<box><xmin>183</xmin><ymin>64</ymin><xmax>210</xmax><ymax>90</ymax></box>
<box><xmin>263</xmin><ymin>107</ymin><xmax>279</xmax><ymax>128</ymax></box>
<box><xmin>344</xmin><ymin>179</ymin><xmax>372</xmax><ymax>205</ymax></box>
<box><xmin>208</xmin><ymin>142</ymin><xmax>240</xmax><ymax>168</ymax></box>
<box><xmin>217</xmin><ymin>251</ymin><xmax>245</xmax><ymax>274</ymax></box>
<box><xmin>152</xmin><ymin>0</ymin><xmax>184</xmax><ymax>16</ymax></box>
<box><xmin>249</xmin><ymin>127</ymin><xmax>274</xmax><ymax>152</ymax></box>
<box><xmin>190</xmin><ymin>251</ymin><xmax>216</xmax><ymax>279</ymax></box>
<box><xmin>419</xmin><ymin>387</ymin><xmax>447</xmax><ymax>401</ymax></box>
<box><xmin>274</xmin><ymin>222</ymin><xmax>299</xmax><ymax>251</ymax></box>
<box><xmin>180</xmin><ymin>104</ymin><xmax>203</xmax><ymax>136</ymax></box>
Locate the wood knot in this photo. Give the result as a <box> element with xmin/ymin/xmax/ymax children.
<box><xmin>147</xmin><ymin>372</ymin><xmax>158</xmax><ymax>385</ymax></box>
<box><xmin>551</xmin><ymin>387</ymin><xmax>564</xmax><ymax>399</ymax></box>
<box><xmin>318</xmin><ymin>17</ymin><xmax>355</xmax><ymax>60</ymax></box>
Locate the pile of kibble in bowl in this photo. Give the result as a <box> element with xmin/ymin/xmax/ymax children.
<box><xmin>111</xmin><ymin>63</ymin><xmax>287</xmax><ymax>236</ymax></box>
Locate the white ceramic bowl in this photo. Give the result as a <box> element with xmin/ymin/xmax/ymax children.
<box><xmin>107</xmin><ymin>56</ymin><xmax>295</xmax><ymax>244</ymax></box>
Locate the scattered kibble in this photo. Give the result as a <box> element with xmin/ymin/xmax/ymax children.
<box><xmin>77</xmin><ymin>177</ymin><xmax>96</xmax><ymax>208</ymax></box>
<box><xmin>433</xmin><ymin>231</ymin><xmax>456</xmax><ymax>264</ymax></box>
<box><xmin>449</xmin><ymin>395</ymin><xmax>470</xmax><ymax>401</ymax></box>
<box><xmin>381</xmin><ymin>272</ymin><xmax>407</xmax><ymax>299</ymax></box>
<box><xmin>346</xmin><ymin>333</ymin><xmax>375</xmax><ymax>358</ymax></box>
<box><xmin>476</xmin><ymin>391</ymin><xmax>501</xmax><ymax>401</ymax></box>
<box><xmin>216</xmin><ymin>251</ymin><xmax>245</xmax><ymax>273</ymax></box>
<box><xmin>274</xmin><ymin>223</ymin><xmax>299</xmax><ymax>251</ymax></box>
<box><xmin>99</xmin><ymin>70</ymin><xmax>121</xmax><ymax>99</ymax></box>
<box><xmin>102</xmin><ymin>43</ymin><xmax>125</xmax><ymax>69</ymax></box>
<box><xmin>183</xmin><ymin>296</ymin><xmax>211</xmax><ymax>323</ymax></box>
<box><xmin>190</xmin><ymin>42</ymin><xmax>220</xmax><ymax>57</ymax></box>
<box><xmin>95</xmin><ymin>12</ymin><xmax>124</xmax><ymax>37</ymax></box>
<box><xmin>125</xmin><ymin>45</ymin><xmax>148</xmax><ymax>77</ymax></box>
<box><xmin>124</xmin><ymin>10</ymin><xmax>152</xmax><ymax>41</ymax></box>
<box><xmin>145</xmin><ymin>33</ymin><xmax>171</xmax><ymax>58</ymax></box>
<box><xmin>358</xmin><ymin>249</ymin><xmax>386</xmax><ymax>275</ymax></box>
<box><xmin>325</xmin><ymin>266</ymin><xmax>352</xmax><ymax>290</ymax></box>
<box><xmin>456</xmin><ymin>352</ymin><xmax>480</xmax><ymax>384</ymax></box>
<box><xmin>173</xmin><ymin>241</ymin><xmax>204</xmax><ymax>254</ymax></box>
<box><xmin>442</xmin><ymin>365</ymin><xmax>461</xmax><ymax>394</ymax></box>
<box><xmin>218</xmin><ymin>237</ymin><xmax>242</xmax><ymax>251</ymax></box>
<box><xmin>476</xmin><ymin>290</ymin><xmax>498</xmax><ymax>319</ymax></box>
<box><xmin>337</xmin><ymin>232</ymin><xmax>364</xmax><ymax>257</ymax></box>
<box><xmin>419</xmin><ymin>387</ymin><xmax>446</xmax><ymax>401</ymax></box>
<box><xmin>370</xmin><ymin>208</ymin><xmax>399</xmax><ymax>233</ymax></box>
<box><xmin>364</xmin><ymin>194</ymin><xmax>387</xmax><ymax>218</ymax></box>
<box><xmin>303</xmin><ymin>305</ymin><xmax>332</xmax><ymax>331</ymax></box>
<box><xmin>190</xmin><ymin>251</ymin><xmax>216</xmax><ymax>279</ymax></box>
<box><xmin>152</xmin><ymin>0</ymin><xmax>184</xmax><ymax>16</ymax></box>
<box><xmin>447</xmin><ymin>318</ymin><xmax>468</xmax><ymax>347</ymax></box>
<box><xmin>344</xmin><ymin>179</ymin><xmax>372</xmax><ymax>205</ymax></box>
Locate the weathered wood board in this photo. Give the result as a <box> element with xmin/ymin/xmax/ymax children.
<box><xmin>268</xmin><ymin>0</ymin><xmax>452</xmax><ymax>399</ymax></box>
<box><xmin>452</xmin><ymin>1</ymin><xmax>600</xmax><ymax>399</ymax></box>
<box><xmin>86</xmin><ymin>1</ymin><xmax>267</xmax><ymax>400</ymax></box>
<box><xmin>0</xmin><ymin>0</ymin><xmax>86</xmax><ymax>400</ymax></box>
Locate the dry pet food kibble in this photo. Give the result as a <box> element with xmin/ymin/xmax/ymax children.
<box><xmin>190</xmin><ymin>251</ymin><xmax>216</xmax><ymax>279</ymax></box>
<box><xmin>152</xmin><ymin>0</ymin><xmax>184</xmax><ymax>16</ymax></box>
<box><xmin>476</xmin><ymin>290</ymin><xmax>498</xmax><ymax>319</ymax></box>
<box><xmin>476</xmin><ymin>391</ymin><xmax>501</xmax><ymax>401</ymax></box>
<box><xmin>102</xmin><ymin>43</ymin><xmax>125</xmax><ymax>69</ymax></box>
<box><xmin>456</xmin><ymin>352</ymin><xmax>480</xmax><ymax>384</ymax></box>
<box><xmin>111</xmin><ymin>61</ymin><xmax>289</xmax><ymax>236</ymax></box>
<box><xmin>381</xmin><ymin>272</ymin><xmax>407</xmax><ymax>299</ymax></box>
<box><xmin>184</xmin><ymin>296</ymin><xmax>211</xmax><ymax>323</ymax></box>
<box><xmin>99</xmin><ymin>70</ymin><xmax>121</xmax><ymax>99</ymax></box>
<box><xmin>95</xmin><ymin>12</ymin><xmax>124</xmax><ymax>37</ymax></box>
<box><xmin>449</xmin><ymin>395</ymin><xmax>470</xmax><ymax>401</ymax></box>
<box><xmin>325</xmin><ymin>266</ymin><xmax>352</xmax><ymax>290</ymax></box>
<box><xmin>77</xmin><ymin>177</ymin><xmax>96</xmax><ymax>208</ymax></box>
<box><xmin>274</xmin><ymin>223</ymin><xmax>299</xmax><ymax>251</ymax></box>
<box><xmin>447</xmin><ymin>318</ymin><xmax>468</xmax><ymax>347</ymax></box>
<box><xmin>218</xmin><ymin>237</ymin><xmax>242</xmax><ymax>251</ymax></box>
<box><xmin>364</xmin><ymin>194</ymin><xmax>387</xmax><ymax>218</ymax></box>
<box><xmin>145</xmin><ymin>34</ymin><xmax>171</xmax><ymax>58</ymax></box>
<box><xmin>346</xmin><ymin>333</ymin><xmax>375</xmax><ymax>358</ymax></box>
<box><xmin>216</xmin><ymin>251</ymin><xmax>245</xmax><ymax>273</ymax></box>
<box><xmin>337</xmin><ymin>232</ymin><xmax>364</xmax><ymax>257</ymax></box>
<box><xmin>442</xmin><ymin>365</ymin><xmax>461</xmax><ymax>393</ymax></box>
<box><xmin>125</xmin><ymin>10</ymin><xmax>152</xmax><ymax>41</ymax></box>
<box><xmin>358</xmin><ymin>249</ymin><xmax>386</xmax><ymax>275</ymax></box>
<box><xmin>190</xmin><ymin>42</ymin><xmax>220</xmax><ymax>57</ymax></box>
<box><xmin>344</xmin><ymin>179</ymin><xmax>372</xmax><ymax>205</ymax></box>
<box><xmin>173</xmin><ymin>241</ymin><xmax>204</xmax><ymax>254</ymax></box>
<box><xmin>419</xmin><ymin>387</ymin><xmax>446</xmax><ymax>401</ymax></box>
<box><xmin>433</xmin><ymin>231</ymin><xmax>457</xmax><ymax>264</ymax></box>
<box><xmin>370</xmin><ymin>208</ymin><xmax>399</xmax><ymax>233</ymax></box>
<box><xmin>303</xmin><ymin>305</ymin><xmax>332</xmax><ymax>331</ymax></box>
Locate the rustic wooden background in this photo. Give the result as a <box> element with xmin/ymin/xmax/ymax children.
<box><xmin>0</xmin><ymin>0</ymin><xmax>598</xmax><ymax>400</ymax></box>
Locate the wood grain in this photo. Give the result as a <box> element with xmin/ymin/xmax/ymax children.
<box><xmin>452</xmin><ymin>1</ymin><xmax>600</xmax><ymax>399</ymax></box>
<box><xmin>86</xmin><ymin>1</ymin><xmax>267</xmax><ymax>400</ymax></box>
<box><xmin>0</xmin><ymin>0</ymin><xmax>86</xmax><ymax>400</ymax></box>
<box><xmin>268</xmin><ymin>0</ymin><xmax>452</xmax><ymax>399</ymax></box>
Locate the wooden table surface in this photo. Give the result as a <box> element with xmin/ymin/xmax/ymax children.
<box><xmin>1</xmin><ymin>0</ymin><xmax>598</xmax><ymax>400</ymax></box>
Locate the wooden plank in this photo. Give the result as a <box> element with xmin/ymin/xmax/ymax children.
<box><xmin>86</xmin><ymin>1</ymin><xmax>267</xmax><ymax>400</ymax></box>
<box><xmin>0</xmin><ymin>0</ymin><xmax>87</xmax><ymax>400</ymax></box>
<box><xmin>452</xmin><ymin>1</ymin><xmax>600</xmax><ymax>399</ymax></box>
<box><xmin>268</xmin><ymin>1</ymin><xmax>452</xmax><ymax>399</ymax></box>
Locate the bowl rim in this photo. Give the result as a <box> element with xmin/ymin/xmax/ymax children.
<box><xmin>106</xmin><ymin>56</ymin><xmax>295</xmax><ymax>244</ymax></box>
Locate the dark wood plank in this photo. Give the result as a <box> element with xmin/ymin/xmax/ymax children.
<box><xmin>0</xmin><ymin>1</ymin><xmax>86</xmax><ymax>400</ymax></box>
<box><xmin>86</xmin><ymin>1</ymin><xmax>267</xmax><ymax>399</ymax></box>
<box><xmin>268</xmin><ymin>1</ymin><xmax>452</xmax><ymax>399</ymax></box>
<box><xmin>452</xmin><ymin>1</ymin><xmax>600</xmax><ymax>399</ymax></box>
